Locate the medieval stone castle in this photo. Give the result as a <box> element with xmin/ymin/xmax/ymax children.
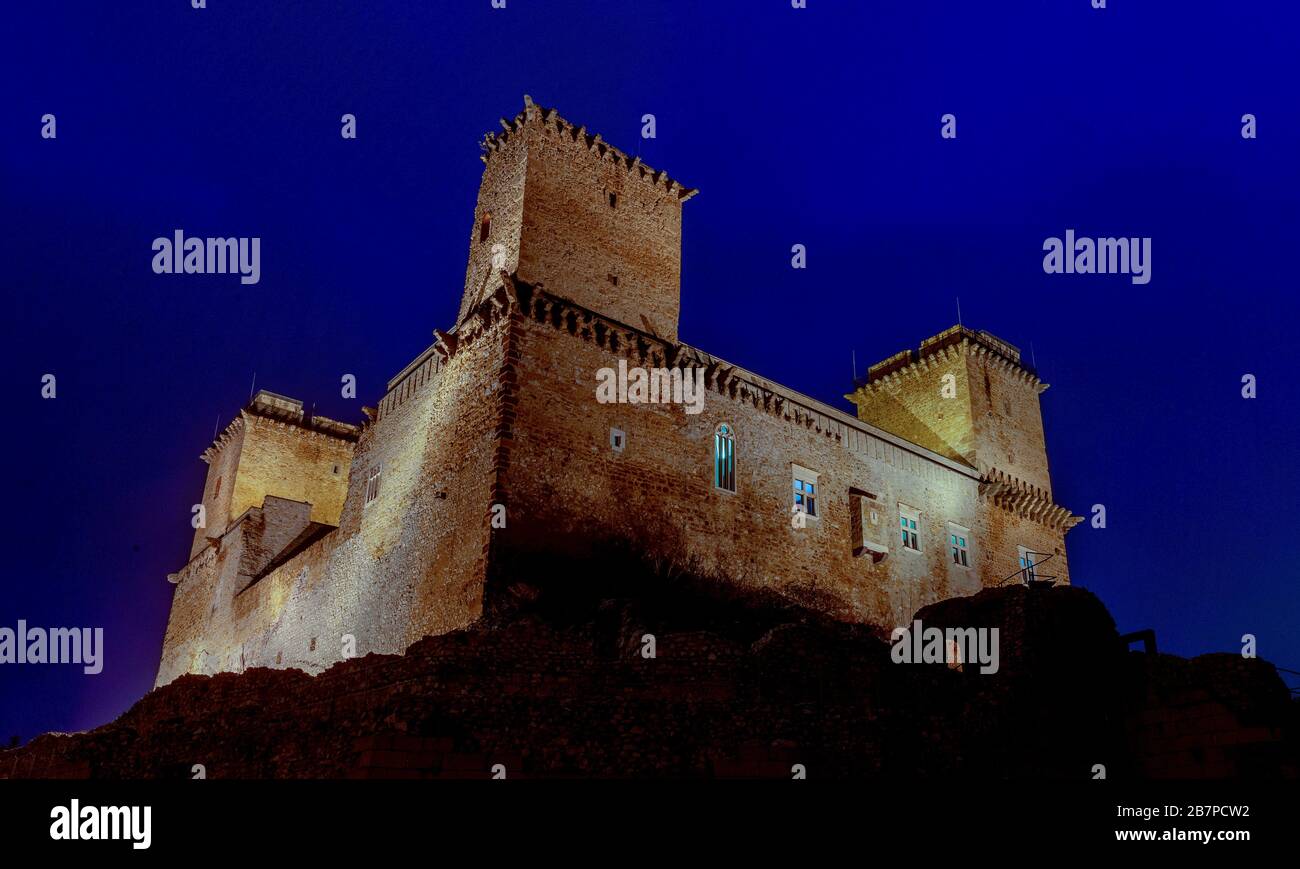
<box><xmin>156</xmin><ymin>97</ymin><xmax>1082</xmax><ymax>687</ymax></box>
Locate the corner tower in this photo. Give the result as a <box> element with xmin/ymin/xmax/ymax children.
<box><xmin>190</xmin><ymin>390</ymin><xmax>359</xmax><ymax>559</ymax></box>
<box><xmin>459</xmin><ymin>95</ymin><xmax>697</xmax><ymax>341</ymax></box>
<box><xmin>847</xmin><ymin>326</ymin><xmax>1055</xmax><ymax>496</ymax></box>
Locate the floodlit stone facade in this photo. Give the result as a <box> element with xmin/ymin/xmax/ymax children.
<box><xmin>156</xmin><ymin>97</ymin><xmax>1082</xmax><ymax>687</ymax></box>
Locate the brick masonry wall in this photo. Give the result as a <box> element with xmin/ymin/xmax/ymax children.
<box><xmin>968</xmin><ymin>352</ymin><xmax>1054</xmax><ymax>496</ymax></box>
<box><xmin>190</xmin><ymin>422</ymin><xmax>244</xmax><ymax>558</ymax></box>
<box><xmin>230</xmin><ymin>415</ymin><xmax>355</xmax><ymax>529</ymax></box>
<box><xmin>494</xmin><ymin>294</ymin><xmax>1070</xmax><ymax>632</ymax></box>
<box><xmin>516</xmin><ymin>112</ymin><xmax>685</xmax><ymax>342</ymax></box>
<box><xmin>190</xmin><ymin>414</ymin><xmax>355</xmax><ymax>560</ymax></box>
<box><xmin>850</xmin><ymin>346</ymin><xmax>976</xmax><ymax>464</ymax></box>
<box><xmin>460</xmin><ymin>127</ymin><xmax>527</xmax><ymax>324</ymax></box>
<box><xmin>852</xmin><ymin>338</ymin><xmax>1055</xmax><ymax>497</ymax></box>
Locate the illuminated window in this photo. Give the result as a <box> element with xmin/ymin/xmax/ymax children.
<box><xmin>948</xmin><ymin>523</ymin><xmax>970</xmax><ymax>567</ymax></box>
<box><xmin>364</xmin><ymin>464</ymin><xmax>382</xmax><ymax>506</ymax></box>
<box><xmin>714</xmin><ymin>424</ymin><xmax>735</xmax><ymax>492</ymax></box>
<box><xmin>1018</xmin><ymin>546</ymin><xmax>1038</xmax><ymax>581</ymax></box>
<box><xmin>792</xmin><ymin>465</ymin><xmax>818</xmax><ymax>517</ymax></box>
<box><xmin>899</xmin><ymin>505</ymin><xmax>920</xmax><ymax>551</ymax></box>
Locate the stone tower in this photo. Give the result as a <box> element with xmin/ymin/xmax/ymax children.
<box><xmin>459</xmin><ymin>95</ymin><xmax>697</xmax><ymax>341</ymax></box>
<box><xmin>847</xmin><ymin>326</ymin><xmax>1055</xmax><ymax>496</ymax></box>
<box><xmin>190</xmin><ymin>390</ymin><xmax>359</xmax><ymax>559</ymax></box>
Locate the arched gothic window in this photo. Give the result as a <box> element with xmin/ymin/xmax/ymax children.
<box><xmin>714</xmin><ymin>423</ymin><xmax>735</xmax><ymax>492</ymax></box>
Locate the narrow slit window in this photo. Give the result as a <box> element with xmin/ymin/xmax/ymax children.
<box><xmin>714</xmin><ymin>424</ymin><xmax>735</xmax><ymax>492</ymax></box>
<box><xmin>608</xmin><ymin>192</ymin><xmax>618</xmax><ymax>209</ymax></box>
<box><xmin>364</xmin><ymin>464</ymin><xmax>382</xmax><ymax>506</ymax></box>
<box><xmin>479</xmin><ymin>213</ymin><xmax>491</xmax><ymax>243</ymax></box>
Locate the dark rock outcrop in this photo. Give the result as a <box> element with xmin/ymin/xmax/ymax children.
<box><xmin>3</xmin><ymin>569</ymin><xmax>1294</xmax><ymax>779</ymax></box>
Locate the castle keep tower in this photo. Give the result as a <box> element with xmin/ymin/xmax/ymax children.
<box><xmin>461</xmin><ymin>95</ymin><xmax>697</xmax><ymax>341</ymax></box>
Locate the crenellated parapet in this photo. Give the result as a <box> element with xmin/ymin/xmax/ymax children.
<box><xmin>167</xmin><ymin>540</ymin><xmax>216</xmax><ymax>585</ymax></box>
<box><xmin>480</xmin><ymin>95</ymin><xmax>698</xmax><ymax>202</ymax></box>
<box><xmin>448</xmin><ymin>272</ymin><xmax>981</xmax><ymax>487</ymax></box>
<box><xmin>853</xmin><ymin>325</ymin><xmax>1048</xmax><ymax>397</ymax></box>
<box><xmin>201</xmin><ymin>391</ymin><xmax>361</xmax><ymax>464</ymax></box>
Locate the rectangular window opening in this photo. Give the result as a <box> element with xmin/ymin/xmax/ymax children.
<box><xmin>792</xmin><ymin>465</ymin><xmax>819</xmax><ymax>518</ymax></box>
<box><xmin>948</xmin><ymin>524</ymin><xmax>970</xmax><ymax>567</ymax></box>
<box><xmin>1018</xmin><ymin>546</ymin><xmax>1038</xmax><ymax>581</ymax></box>
<box><xmin>899</xmin><ymin>504</ymin><xmax>920</xmax><ymax>551</ymax></box>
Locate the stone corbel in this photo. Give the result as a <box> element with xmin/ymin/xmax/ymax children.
<box><xmin>433</xmin><ymin>329</ymin><xmax>458</xmax><ymax>360</ymax></box>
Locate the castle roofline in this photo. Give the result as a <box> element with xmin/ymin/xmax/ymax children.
<box><xmin>675</xmin><ymin>340</ymin><xmax>982</xmax><ymax>481</ymax></box>
<box><xmin>200</xmin><ymin>390</ymin><xmax>361</xmax><ymax>463</ymax></box>
<box><xmin>453</xmin><ymin>272</ymin><xmax>984</xmax><ymax>483</ymax></box>
<box><xmin>480</xmin><ymin>95</ymin><xmax>698</xmax><ymax>202</ymax></box>
<box><xmin>853</xmin><ymin>325</ymin><xmax>1047</xmax><ymax>394</ymax></box>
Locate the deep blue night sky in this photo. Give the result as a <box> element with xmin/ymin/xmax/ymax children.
<box><xmin>2</xmin><ymin>1</ymin><xmax>1298</xmax><ymax>740</ymax></box>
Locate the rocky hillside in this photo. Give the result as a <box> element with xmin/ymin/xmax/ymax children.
<box><xmin>3</xmin><ymin>557</ymin><xmax>1295</xmax><ymax>779</ymax></box>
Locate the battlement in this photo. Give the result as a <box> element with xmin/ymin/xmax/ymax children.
<box><xmin>463</xmin><ymin>96</ymin><xmax>696</xmax><ymax>342</ymax></box>
<box><xmin>481</xmin><ymin>95</ymin><xmax>698</xmax><ymax>202</ymax></box>
<box><xmin>188</xmin><ymin>389</ymin><xmax>359</xmax><ymax>561</ymax></box>
<box><xmin>202</xmin><ymin>390</ymin><xmax>360</xmax><ymax>464</ymax></box>
<box><xmin>849</xmin><ymin>325</ymin><xmax>1056</xmax><ymax>495</ymax></box>
<box><xmin>859</xmin><ymin>325</ymin><xmax>1044</xmax><ymax>394</ymax></box>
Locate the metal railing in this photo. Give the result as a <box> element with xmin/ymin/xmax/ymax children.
<box><xmin>997</xmin><ymin>550</ymin><xmax>1058</xmax><ymax>587</ymax></box>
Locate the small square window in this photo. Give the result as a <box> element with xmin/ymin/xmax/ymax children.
<box><xmin>899</xmin><ymin>505</ymin><xmax>920</xmax><ymax>551</ymax></box>
<box><xmin>792</xmin><ymin>465</ymin><xmax>819</xmax><ymax>518</ymax></box>
<box><xmin>610</xmin><ymin>428</ymin><xmax>626</xmax><ymax>452</ymax></box>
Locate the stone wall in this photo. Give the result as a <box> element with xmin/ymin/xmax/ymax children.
<box><xmin>156</xmin><ymin>308</ymin><xmax>516</xmax><ymax>687</ymax></box>
<box><xmin>472</xmin><ymin>98</ymin><xmax>692</xmax><ymax>342</ymax></box>
<box><xmin>849</xmin><ymin>326</ymin><xmax>1055</xmax><ymax>496</ymax></box>
<box><xmin>492</xmin><ymin>285</ymin><xmax>1071</xmax><ymax>631</ymax></box>
<box><xmin>190</xmin><ymin>406</ymin><xmax>356</xmax><ymax>560</ymax></box>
